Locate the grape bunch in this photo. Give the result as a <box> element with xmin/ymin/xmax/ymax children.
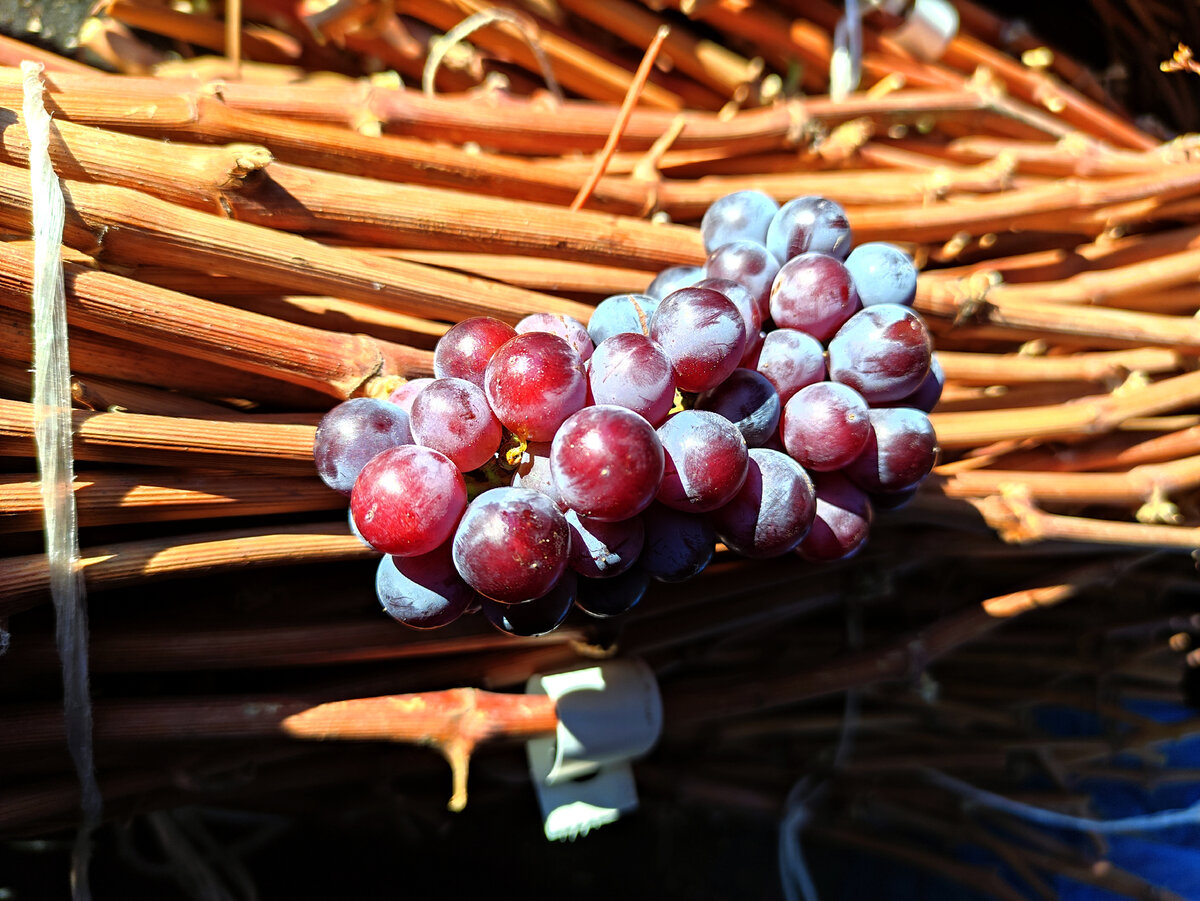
<box><xmin>313</xmin><ymin>193</ymin><xmax>940</xmax><ymax>638</ymax></box>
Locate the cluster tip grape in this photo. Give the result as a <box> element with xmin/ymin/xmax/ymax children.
<box><xmin>313</xmin><ymin>192</ymin><xmax>941</xmax><ymax>638</ymax></box>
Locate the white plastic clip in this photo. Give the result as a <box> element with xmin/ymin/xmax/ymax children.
<box><xmin>526</xmin><ymin>658</ymin><xmax>662</xmax><ymax>840</ymax></box>
<box><xmin>886</xmin><ymin>0</ymin><xmax>959</xmax><ymax>62</ymax></box>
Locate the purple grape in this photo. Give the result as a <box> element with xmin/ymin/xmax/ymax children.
<box><xmin>550</xmin><ymin>405</ymin><xmax>664</xmax><ymax>521</ymax></box>
<box><xmin>843</xmin><ymin>407</ymin><xmax>939</xmax><ymax>494</ymax></box>
<box><xmin>705</xmin><ymin>239</ymin><xmax>780</xmax><ymax>322</ymax></box>
<box><xmin>649</xmin><ymin>287</ymin><xmax>747</xmax><ymax>393</ymax></box>
<box><xmin>351</xmin><ymin>445</ymin><xmax>466</xmax><ymax>556</ymax></box>
<box><xmin>516</xmin><ymin>312</ymin><xmax>595</xmax><ymax>362</ymax></box>
<box><xmin>656</xmin><ymin>409</ymin><xmax>749</xmax><ymax>513</ymax></box>
<box><xmin>711</xmin><ymin>448</ymin><xmax>816</xmax><ymax>558</ymax></box>
<box><xmin>376</xmin><ymin>544</ymin><xmax>478</xmax><ymax>630</ymax></box>
<box><xmin>566</xmin><ymin>509</ymin><xmax>644</xmax><ymax>579</ymax></box>
<box><xmin>781</xmin><ymin>381</ymin><xmax>871</xmax><ymax>472</ymax></box>
<box><xmin>766</xmin><ymin>195</ymin><xmax>852</xmax><ymax>262</ymax></box>
<box><xmin>576</xmin><ymin>568</ymin><xmax>650</xmax><ymax>618</ymax></box>
<box><xmin>827</xmin><ymin>304</ymin><xmax>933</xmax><ymax>403</ymax></box>
<box><xmin>410</xmin><ymin>377</ymin><xmax>502</xmax><ymax>472</ymax></box>
<box><xmin>646</xmin><ymin>266</ymin><xmax>704</xmax><ymax>300</ymax></box>
<box><xmin>741</xmin><ymin>329</ymin><xmax>766</xmax><ymax>369</ymax></box>
<box><xmin>588</xmin><ymin>332</ymin><xmax>676</xmax><ymax>426</ymax></box>
<box><xmin>769</xmin><ymin>252</ymin><xmax>861</xmax><ymax>342</ymax></box>
<box><xmin>696</xmin><ymin>275</ymin><xmax>763</xmax><ymax>337</ymax></box>
<box><xmin>695</xmin><ymin>368</ymin><xmax>781</xmax><ymax>447</ymax></box>
<box><xmin>387</xmin><ymin>377</ymin><xmax>434</xmax><ymax>414</ymax></box>
<box><xmin>639</xmin><ymin>502</ymin><xmax>715</xmax><ymax>582</ymax></box>
<box><xmin>313</xmin><ymin>397</ymin><xmax>413</xmax><ymax>494</ymax></box>
<box><xmin>755</xmin><ymin>328</ymin><xmax>826</xmax><ymax>403</ymax></box>
<box><xmin>885</xmin><ymin>355</ymin><xmax>944</xmax><ymax>413</ymax></box>
<box><xmin>452</xmin><ymin>486</ymin><xmax>570</xmax><ymax>603</ymax></box>
<box><xmin>797</xmin><ymin>471</ymin><xmax>873</xmax><ymax>562</ymax></box>
<box><xmin>481</xmin><ymin>571</ymin><xmax>577</xmax><ymax>637</ymax></box>
<box><xmin>434</xmin><ymin>317</ymin><xmax>517</xmax><ymax>387</ymax></box>
<box><xmin>870</xmin><ymin>484</ymin><xmax>921</xmax><ymax>511</ymax></box>
<box><xmin>588</xmin><ymin>293</ymin><xmax>662</xmax><ymax>345</ymax></box>
<box><xmin>701</xmin><ymin>190</ymin><xmax>780</xmax><ymax>252</ymax></box>
<box><xmin>484</xmin><ymin>332</ymin><xmax>587</xmax><ymax>441</ymax></box>
<box><xmin>845</xmin><ymin>242</ymin><xmax>918</xmax><ymax>307</ymax></box>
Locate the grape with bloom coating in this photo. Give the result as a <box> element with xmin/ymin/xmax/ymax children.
<box><xmin>845</xmin><ymin>242</ymin><xmax>917</xmax><ymax>307</ymax></box>
<box><xmin>646</xmin><ymin>266</ymin><xmax>703</xmax><ymax>300</ymax></box>
<box><xmin>828</xmin><ymin>304</ymin><xmax>933</xmax><ymax>403</ymax></box>
<box><xmin>705</xmin><ymin>240</ymin><xmax>780</xmax><ymax>321</ymax></box>
<box><xmin>649</xmin><ymin>286</ymin><xmax>747</xmax><ymax>393</ymax></box>
<box><xmin>313</xmin><ymin>397</ymin><xmax>413</xmax><ymax>494</ymax></box>
<box><xmin>550</xmin><ymin>405</ymin><xmax>664</xmax><ymax>521</ymax></box>
<box><xmin>516</xmin><ymin>312</ymin><xmax>595</xmax><ymax>362</ymax></box>
<box><xmin>481</xmin><ymin>572</ymin><xmax>577</xmax><ymax>637</ymax></box>
<box><xmin>576</xmin><ymin>568</ymin><xmax>650</xmax><ymax>618</ymax></box>
<box><xmin>755</xmin><ymin>329</ymin><xmax>826</xmax><ymax>403</ymax></box>
<box><xmin>351</xmin><ymin>445</ymin><xmax>467</xmax><ymax>556</ymax></box>
<box><xmin>781</xmin><ymin>381</ymin><xmax>871</xmax><ymax>472</ymax></box>
<box><xmin>769</xmin><ymin>252</ymin><xmax>861</xmax><ymax>342</ymax></box>
<box><xmin>797</xmin><ymin>471</ymin><xmax>873</xmax><ymax>562</ymax></box>
<box><xmin>452</xmin><ymin>486</ymin><xmax>570</xmax><ymax>603</ymax></box>
<box><xmin>701</xmin><ymin>189</ymin><xmax>780</xmax><ymax>252</ymax></box>
<box><xmin>843</xmin><ymin>407</ymin><xmax>939</xmax><ymax>493</ymax></box>
<box><xmin>434</xmin><ymin>317</ymin><xmax>516</xmax><ymax>387</ymax></box>
<box><xmin>484</xmin><ymin>332</ymin><xmax>587</xmax><ymax>441</ymax></box>
<box><xmin>566</xmin><ymin>510</ymin><xmax>644</xmax><ymax>579</ymax></box>
<box><xmin>511</xmin><ymin>441</ymin><xmax>562</xmax><ymax>506</ymax></box>
<box><xmin>696</xmin><ymin>368</ymin><xmax>781</xmax><ymax>447</ymax></box>
<box><xmin>766</xmin><ymin>195</ymin><xmax>852</xmax><ymax>261</ymax></box>
<box><xmin>587</xmin><ymin>332</ymin><xmax>676</xmax><ymax>426</ymax></box>
<box><xmin>387</xmin><ymin>378</ymin><xmax>434</xmax><ymax>415</ymax></box>
<box><xmin>657</xmin><ymin>409</ymin><xmax>749</xmax><ymax>512</ymax></box>
<box><xmin>588</xmin><ymin>294</ymin><xmax>661</xmax><ymax>345</ymax></box>
<box><xmin>376</xmin><ymin>545</ymin><xmax>478</xmax><ymax>630</ymax></box>
<box><xmin>696</xmin><ymin>276</ymin><xmax>763</xmax><ymax>337</ymax></box>
<box><xmin>711</xmin><ymin>448</ymin><xmax>815</xmax><ymax>558</ymax></box>
<box><xmin>410</xmin><ymin>377</ymin><xmax>502</xmax><ymax>472</ymax></box>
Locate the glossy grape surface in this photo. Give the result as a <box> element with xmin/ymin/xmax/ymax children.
<box><xmin>314</xmin><ymin>397</ymin><xmax>413</xmax><ymax>494</ymax></box>
<box><xmin>755</xmin><ymin>328</ymin><xmax>827</xmax><ymax>403</ymax></box>
<box><xmin>566</xmin><ymin>510</ymin><xmax>644</xmax><ymax>579</ymax></box>
<box><xmin>705</xmin><ymin>240</ymin><xmax>780</xmax><ymax>321</ymax></box>
<box><xmin>845</xmin><ymin>242</ymin><xmax>917</xmax><ymax>307</ymax></box>
<box><xmin>350</xmin><ymin>445</ymin><xmax>467</xmax><ymax>556</ymax></box>
<box><xmin>696</xmin><ymin>368</ymin><xmax>781</xmax><ymax>447</ymax></box>
<box><xmin>657</xmin><ymin>409</ymin><xmax>749</xmax><ymax>512</ymax></box>
<box><xmin>712</xmin><ymin>448</ymin><xmax>816</xmax><ymax>558</ymax></box>
<box><xmin>576</xmin><ymin>568</ymin><xmax>650</xmax><ymax>618</ymax></box>
<box><xmin>452</xmin><ymin>486</ymin><xmax>571</xmax><ymax>603</ymax></box>
<box><xmin>827</xmin><ymin>304</ymin><xmax>933</xmax><ymax>403</ymax></box>
<box><xmin>410</xmin><ymin>377</ymin><xmax>502</xmax><ymax>472</ymax></box>
<box><xmin>484</xmin><ymin>332</ymin><xmax>587</xmax><ymax>441</ymax></box>
<box><xmin>387</xmin><ymin>378</ymin><xmax>434</xmax><ymax>415</ymax></box>
<box><xmin>376</xmin><ymin>545</ymin><xmax>478</xmax><ymax>629</ymax></box>
<box><xmin>796</xmin><ymin>471</ymin><xmax>873</xmax><ymax>562</ymax></box>
<box><xmin>843</xmin><ymin>407</ymin><xmax>939</xmax><ymax>493</ymax></box>
<box><xmin>516</xmin><ymin>312</ymin><xmax>595</xmax><ymax>362</ymax></box>
<box><xmin>434</xmin><ymin>317</ymin><xmax>517</xmax><ymax>387</ymax></box>
<box><xmin>701</xmin><ymin>189</ymin><xmax>780</xmax><ymax>252</ymax></box>
<box><xmin>588</xmin><ymin>293</ymin><xmax>661</xmax><ymax>346</ymax></box>
<box><xmin>588</xmin><ymin>332</ymin><xmax>676</xmax><ymax>426</ymax></box>
<box><xmin>766</xmin><ymin>195</ymin><xmax>852</xmax><ymax>261</ymax></box>
<box><xmin>550</xmin><ymin>405</ymin><xmax>664</xmax><ymax>521</ymax></box>
<box><xmin>649</xmin><ymin>286</ymin><xmax>747</xmax><ymax>393</ymax></box>
<box><xmin>481</xmin><ymin>571</ymin><xmax>577</xmax><ymax>637</ymax></box>
<box><xmin>781</xmin><ymin>381</ymin><xmax>871</xmax><ymax>472</ymax></box>
<box><xmin>646</xmin><ymin>266</ymin><xmax>704</xmax><ymax>300</ymax></box>
<box><xmin>769</xmin><ymin>252</ymin><xmax>861</xmax><ymax>342</ymax></box>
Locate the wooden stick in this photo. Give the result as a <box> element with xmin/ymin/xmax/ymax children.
<box><xmin>936</xmin><ymin>348</ymin><xmax>1182</xmax><ymax>384</ymax></box>
<box><xmin>0</xmin><ymin>307</ymin><xmax>332</xmax><ymax>409</ymax></box>
<box><xmin>968</xmin><ymin>493</ymin><xmax>1200</xmax><ymax>550</ymax></box>
<box><xmin>0</xmin><ymin>471</ymin><xmax>344</xmax><ymax>532</ymax></box>
<box><xmin>0</xmin><ymin>398</ymin><xmax>319</xmax><ymax>473</ymax></box>
<box><xmin>101</xmin><ymin>0</ymin><xmax>302</xmax><ymax>64</ymax></box>
<box><xmin>383</xmin><ymin>251</ymin><xmax>654</xmax><ymax>294</ymax></box>
<box><xmin>0</xmin><ymin>160</ymin><xmax>598</xmax><ymax>324</ymax></box>
<box><xmin>0</xmin><ymin>521</ymin><xmax>373</xmax><ymax>617</ymax></box>
<box><xmin>0</xmin><ymin>243</ymin><xmax>432</xmax><ymax>397</ymax></box>
<box><xmin>930</xmin><ymin>370</ymin><xmax>1200</xmax><ymax>447</ymax></box>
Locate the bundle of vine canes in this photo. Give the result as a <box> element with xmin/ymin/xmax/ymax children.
<box><xmin>2</xmin><ymin>0</ymin><xmax>1200</xmax><ymax>895</ymax></box>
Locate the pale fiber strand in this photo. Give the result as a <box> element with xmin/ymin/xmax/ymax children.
<box><xmin>22</xmin><ymin>61</ymin><xmax>100</xmax><ymax>900</ymax></box>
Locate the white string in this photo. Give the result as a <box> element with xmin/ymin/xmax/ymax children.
<box><xmin>22</xmin><ymin>60</ymin><xmax>101</xmax><ymax>899</ymax></box>
<box><xmin>830</xmin><ymin>0</ymin><xmax>863</xmax><ymax>101</ymax></box>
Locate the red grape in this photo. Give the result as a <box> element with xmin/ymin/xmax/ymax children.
<box><xmin>350</xmin><ymin>445</ymin><xmax>467</xmax><ymax>556</ymax></box>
